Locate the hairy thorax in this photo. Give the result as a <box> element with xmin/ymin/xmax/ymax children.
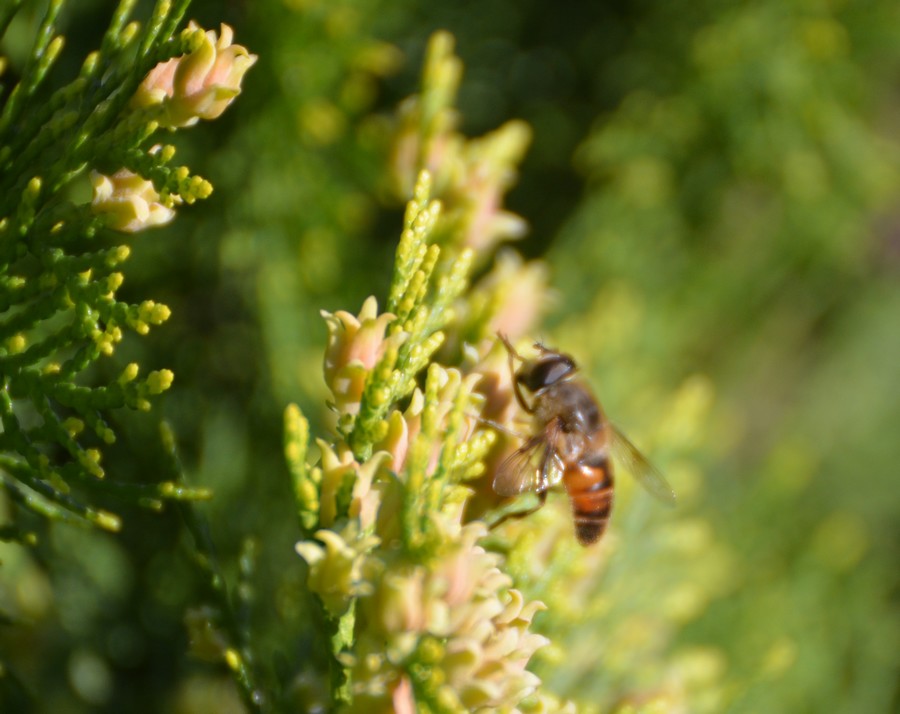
<box><xmin>534</xmin><ymin>381</ymin><xmax>604</xmax><ymax>459</ymax></box>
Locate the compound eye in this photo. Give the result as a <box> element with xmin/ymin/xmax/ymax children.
<box><xmin>518</xmin><ymin>356</ymin><xmax>575</xmax><ymax>391</ymax></box>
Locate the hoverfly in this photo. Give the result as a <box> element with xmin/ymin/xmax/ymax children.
<box><xmin>492</xmin><ymin>334</ymin><xmax>676</xmax><ymax>545</ymax></box>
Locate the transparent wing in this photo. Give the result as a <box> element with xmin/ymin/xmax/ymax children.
<box><xmin>610</xmin><ymin>425</ymin><xmax>677</xmax><ymax>507</ymax></box>
<box><xmin>493</xmin><ymin>431</ymin><xmax>564</xmax><ymax>497</ymax></box>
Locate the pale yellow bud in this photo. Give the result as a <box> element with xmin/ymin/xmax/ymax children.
<box><xmin>91</xmin><ymin>169</ymin><xmax>178</xmax><ymax>233</ymax></box>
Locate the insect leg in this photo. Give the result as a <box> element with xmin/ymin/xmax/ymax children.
<box><xmin>487</xmin><ymin>490</ymin><xmax>547</xmax><ymax>530</ymax></box>
<box><xmin>497</xmin><ymin>332</ymin><xmax>534</xmax><ymax>414</ymax></box>
<box><xmin>471</xmin><ymin>415</ymin><xmax>528</xmax><ymax>440</ymax></box>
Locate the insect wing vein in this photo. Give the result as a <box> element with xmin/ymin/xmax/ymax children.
<box><xmin>493</xmin><ymin>434</ymin><xmax>562</xmax><ymax>496</ymax></box>
<box><xmin>610</xmin><ymin>425</ymin><xmax>677</xmax><ymax>507</ymax></box>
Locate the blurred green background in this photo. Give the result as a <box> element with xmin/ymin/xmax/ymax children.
<box><xmin>2</xmin><ymin>0</ymin><xmax>899</xmax><ymax>712</ymax></box>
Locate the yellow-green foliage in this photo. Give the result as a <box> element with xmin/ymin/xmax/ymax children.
<box><xmin>2</xmin><ymin>1</ymin><xmax>899</xmax><ymax>713</ymax></box>
<box><xmin>286</xmin><ymin>81</ymin><xmax>550</xmax><ymax>705</ymax></box>
<box><xmin>0</xmin><ymin>1</ymin><xmax>254</xmax><ymax>532</ymax></box>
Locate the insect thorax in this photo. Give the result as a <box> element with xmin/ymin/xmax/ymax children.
<box><xmin>536</xmin><ymin>381</ymin><xmax>603</xmax><ymax>434</ymax></box>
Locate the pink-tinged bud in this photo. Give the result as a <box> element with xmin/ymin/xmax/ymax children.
<box><xmin>468</xmin><ymin>341</ymin><xmax>516</xmax><ymax>428</ymax></box>
<box><xmin>375</xmin><ymin>368</ymin><xmax>480</xmax><ymax>479</ymax></box>
<box><xmin>90</xmin><ymin>169</ymin><xmax>179</xmax><ymax>233</ymax></box>
<box><xmin>315</xmin><ymin>441</ymin><xmax>388</xmax><ymax>532</ymax></box>
<box><xmin>349</xmin><ymin>520</ymin><xmax>548</xmax><ymax>711</ymax></box>
<box><xmin>389</xmin><ymin>98</ymin><xmax>461</xmax><ymax>198</ymax></box>
<box><xmin>321</xmin><ymin>297</ymin><xmax>399</xmax><ymax>415</ymax></box>
<box><xmin>481</xmin><ymin>251</ymin><xmax>550</xmax><ymax>342</ymax></box>
<box><xmin>453</xmin><ymin>162</ymin><xmax>528</xmax><ymax>253</ymax></box>
<box><xmin>132</xmin><ymin>22</ymin><xmax>257</xmax><ymax>128</ymax></box>
<box><xmin>391</xmin><ymin>677</ymin><xmax>416</xmax><ymax>714</ymax></box>
<box><xmin>377</xmin><ymin>411</ymin><xmax>410</xmax><ymax>474</ymax></box>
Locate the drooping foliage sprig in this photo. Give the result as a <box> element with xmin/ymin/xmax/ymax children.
<box><xmin>0</xmin><ymin>0</ymin><xmax>255</xmax><ymax>534</ymax></box>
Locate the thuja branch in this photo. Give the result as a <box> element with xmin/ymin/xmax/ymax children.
<box><xmin>0</xmin><ymin>1</ymin><xmax>255</xmax><ymax>528</ymax></box>
<box><xmin>160</xmin><ymin>423</ymin><xmax>267</xmax><ymax>714</ymax></box>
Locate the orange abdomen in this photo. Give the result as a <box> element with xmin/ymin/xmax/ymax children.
<box><xmin>563</xmin><ymin>456</ymin><xmax>614</xmax><ymax>545</ymax></box>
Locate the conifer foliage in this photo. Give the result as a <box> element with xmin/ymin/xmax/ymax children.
<box><xmin>0</xmin><ymin>1</ymin><xmax>254</xmax><ymax>535</ymax></box>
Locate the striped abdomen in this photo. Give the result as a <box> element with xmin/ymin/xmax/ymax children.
<box><xmin>563</xmin><ymin>452</ymin><xmax>614</xmax><ymax>546</ymax></box>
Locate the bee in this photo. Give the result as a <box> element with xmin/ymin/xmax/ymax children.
<box><xmin>493</xmin><ymin>334</ymin><xmax>676</xmax><ymax>545</ymax></box>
